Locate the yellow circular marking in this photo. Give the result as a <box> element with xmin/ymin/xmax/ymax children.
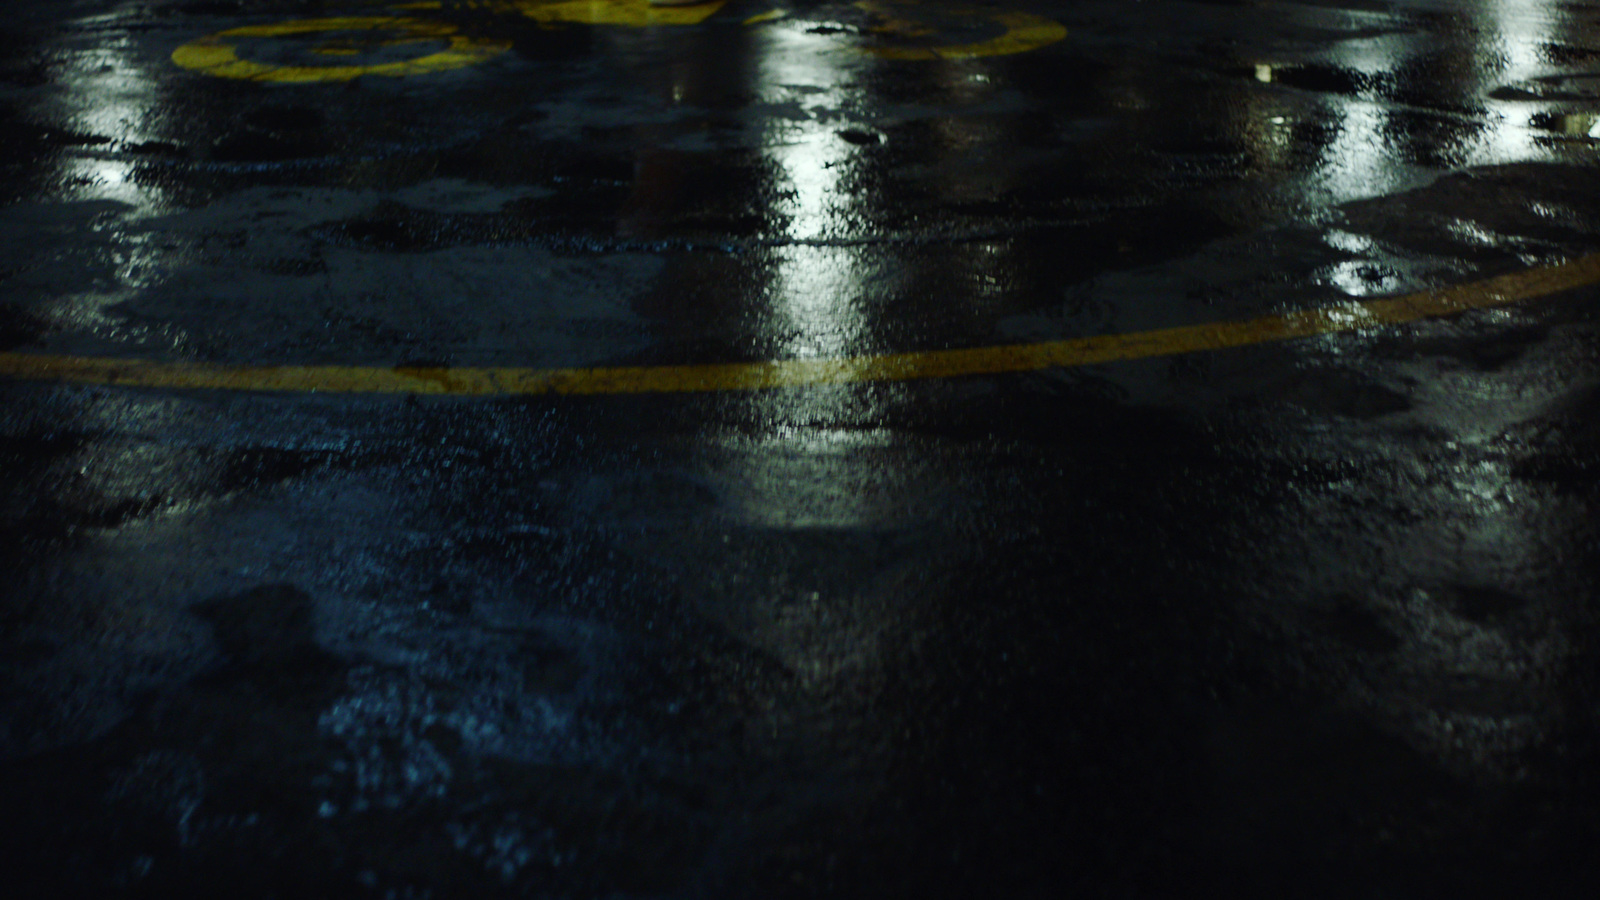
<box><xmin>171</xmin><ymin>17</ymin><xmax>510</xmax><ymax>83</ymax></box>
<box><xmin>3</xmin><ymin>255</ymin><xmax>1597</xmax><ymax>396</ymax></box>
<box><xmin>857</xmin><ymin>5</ymin><xmax>1066</xmax><ymax>60</ymax></box>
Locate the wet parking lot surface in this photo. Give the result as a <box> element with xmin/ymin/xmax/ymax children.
<box><xmin>5</xmin><ymin>0</ymin><xmax>1600</xmax><ymax>896</ymax></box>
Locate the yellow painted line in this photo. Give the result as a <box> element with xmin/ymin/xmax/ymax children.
<box><xmin>743</xmin><ymin>9</ymin><xmax>789</xmax><ymax>25</ymax></box>
<box><xmin>513</xmin><ymin>0</ymin><xmax>728</xmax><ymax>27</ymax></box>
<box><xmin>394</xmin><ymin>0</ymin><xmax>728</xmax><ymax>16</ymax></box>
<box><xmin>175</xmin><ymin>4</ymin><xmax>1066</xmax><ymax>84</ymax></box>
<box><xmin>3</xmin><ymin>255</ymin><xmax>1599</xmax><ymax>396</ymax></box>
<box><xmin>171</xmin><ymin>17</ymin><xmax>510</xmax><ymax>83</ymax></box>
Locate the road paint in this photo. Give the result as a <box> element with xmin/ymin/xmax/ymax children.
<box><xmin>511</xmin><ymin>0</ymin><xmax>729</xmax><ymax>27</ymax></box>
<box><xmin>171</xmin><ymin>17</ymin><xmax>510</xmax><ymax>83</ymax></box>
<box><xmin>176</xmin><ymin>3</ymin><xmax>1064</xmax><ymax>82</ymax></box>
<box><xmin>857</xmin><ymin>4</ymin><xmax>1067</xmax><ymax>60</ymax></box>
<box><xmin>4</xmin><ymin>255</ymin><xmax>1598</xmax><ymax>396</ymax></box>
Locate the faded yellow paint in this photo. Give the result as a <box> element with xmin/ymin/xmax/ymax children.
<box><xmin>5</xmin><ymin>255</ymin><xmax>1599</xmax><ymax>396</ymax></box>
<box><xmin>171</xmin><ymin>17</ymin><xmax>510</xmax><ymax>82</ymax></box>
<box><xmin>175</xmin><ymin>3</ymin><xmax>1065</xmax><ymax>84</ymax></box>
<box><xmin>857</xmin><ymin>5</ymin><xmax>1066</xmax><ymax>60</ymax></box>
<box><xmin>512</xmin><ymin>0</ymin><xmax>728</xmax><ymax>27</ymax></box>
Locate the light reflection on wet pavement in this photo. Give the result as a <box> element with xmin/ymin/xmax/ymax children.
<box><xmin>5</xmin><ymin>0</ymin><xmax>1600</xmax><ymax>896</ymax></box>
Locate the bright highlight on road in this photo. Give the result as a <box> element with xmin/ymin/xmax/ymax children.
<box><xmin>4</xmin><ymin>255</ymin><xmax>1597</xmax><ymax>397</ymax></box>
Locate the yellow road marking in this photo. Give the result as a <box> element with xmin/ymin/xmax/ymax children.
<box><xmin>176</xmin><ymin>3</ymin><xmax>1064</xmax><ymax>85</ymax></box>
<box><xmin>3</xmin><ymin>255</ymin><xmax>1598</xmax><ymax>396</ymax></box>
<box><xmin>171</xmin><ymin>17</ymin><xmax>510</xmax><ymax>83</ymax></box>
<box><xmin>513</xmin><ymin>0</ymin><xmax>729</xmax><ymax>26</ymax></box>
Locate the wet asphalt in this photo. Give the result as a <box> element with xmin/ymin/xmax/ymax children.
<box><xmin>6</xmin><ymin>0</ymin><xmax>1600</xmax><ymax>896</ymax></box>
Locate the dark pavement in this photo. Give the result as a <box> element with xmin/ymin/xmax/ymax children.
<box><xmin>5</xmin><ymin>0</ymin><xmax>1600</xmax><ymax>896</ymax></box>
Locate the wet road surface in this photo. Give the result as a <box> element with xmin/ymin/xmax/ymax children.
<box><xmin>5</xmin><ymin>0</ymin><xmax>1600</xmax><ymax>896</ymax></box>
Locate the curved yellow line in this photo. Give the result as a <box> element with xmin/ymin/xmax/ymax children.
<box><xmin>171</xmin><ymin>17</ymin><xmax>509</xmax><ymax>82</ymax></box>
<box><xmin>4</xmin><ymin>254</ymin><xmax>1598</xmax><ymax>396</ymax></box>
